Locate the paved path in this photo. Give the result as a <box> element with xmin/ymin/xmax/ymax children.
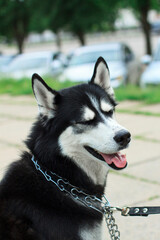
<box><xmin>0</xmin><ymin>95</ymin><xmax>160</xmax><ymax>239</ymax></box>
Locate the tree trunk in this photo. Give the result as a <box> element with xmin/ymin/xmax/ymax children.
<box><xmin>13</xmin><ymin>20</ymin><xmax>27</xmax><ymax>54</ymax></box>
<box><xmin>16</xmin><ymin>35</ymin><xmax>25</xmax><ymax>54</ymax></box>
<box><xmin>55</xmin><ymin>30</ymin><xmax>62</xmax><ymax>51</ymax></box>
<box><xmin>76</xmin><ymin>30</ymin><xmax>86</xmax><ymax>46</ymax></box>
<box><xmin>139</xmin><ymin>1</ymin><xmax>152</xmax><ymax>55</ymax></box>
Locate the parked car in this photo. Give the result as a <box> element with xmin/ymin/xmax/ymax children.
<box><xmin>60</xmin><ymin>43</ymin><xmax>140</xmax><ymax>87</ymax></box>
<box><xmin>0</xmin><ymin>55</ymin><xmax>15</xmax><ymax>70</ymax></box>
<box><xmin>140</xmin><ymin>41</ymin><xmax>160</xmax><ymax>87</ymax></box>
<box><xmin>0</xmin><ymin>51</ymin><xmax>67</xmax><ymax>79</ymax></box>
<box><xmin>151</xmin><ymin>21</ymin><xmax>160</xmax><ymax>34</ymax></box>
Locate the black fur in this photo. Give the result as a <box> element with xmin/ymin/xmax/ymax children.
<box><xmin>0</xmin><ymin>58</ymin><xmax>116</xmax><ymax>240</ymax></box>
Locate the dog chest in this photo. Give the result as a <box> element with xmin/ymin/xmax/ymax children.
<box><xmin>79</xmin><ymin>220</ymin><xmax>106</xmax><ymax>240</ymax></box>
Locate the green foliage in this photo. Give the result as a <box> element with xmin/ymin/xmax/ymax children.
<box><xmin>0</xmin><ymin>0</ymin><xmax>119</xmax><ymax>51</ymax></box>
<box><xmin>57</xmin><ymin>0</ymin><xmax>117</xmax><ymax>32</ymax></box>
<box><xmin>1</xmin><ymin>0</ymin><xmax>160</xmax><ymax>52</ymax></box>
<box><xmin>0</xmin><ymin>0</ymin><xmax>33</xmax><ymax>53</ymax></box>
<box><xmin>31</xmin><ymin>0</ymin><xmax>118</xmax><ymax>44</ymax></box>
<box><xmin>118</xmin><ymin>0</ymin><xmax>160</xmax><ymax>54</ymax></box>
<box><xmin>119</xmin><ymin>0</ymin><xmax>160</xmax><ymax>11</ymax></box>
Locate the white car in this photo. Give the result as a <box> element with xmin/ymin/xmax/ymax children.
<box><xmin>0</xmin><ymin>55</ymin><xmax>15</xmax><ymax>70</ymax></box>
<box><xmin>0</xmin><ymin>51</ymin><xmax>67</xmax><ymax>79</ymax></box>
<box><xmin>60</xmin><ymin>43</ymin><xmax>139</xmax><ymax>87</ymax></box>
<box><xmin>140</xmin><ymin>41</ymin><xmax>160</xmax><ymax>87</ymax></box>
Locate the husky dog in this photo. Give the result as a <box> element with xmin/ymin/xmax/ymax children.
<box><xmin>0</xmin><ymin>57</ymin><xmax>131</xmax><ymax>240</ymax></box>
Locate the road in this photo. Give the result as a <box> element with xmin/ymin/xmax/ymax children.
<box><xmin>0</xmin><ymin>95</ymin><xmax>160</xmax><ymax>239</ymax></box>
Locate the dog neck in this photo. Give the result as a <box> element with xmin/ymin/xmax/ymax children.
<box><xmin>31</xmin><ymin>155</ymin><xmax>111</xmax><ymax>216</ymax></box>
<box><xmin>26</xmin><ymin>120</ymin><xmax>108</xmax><ymax>196</ymax></box>
<box><xmin>29</xmin><ymin>151</ymin><xmax>106</xmax><ymax>198</ymax></box>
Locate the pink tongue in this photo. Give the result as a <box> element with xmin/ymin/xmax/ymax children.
<box><xmin>100</xmin><ymin>152</ymin><xmax>127</xmax><ymax>168</ymax></box>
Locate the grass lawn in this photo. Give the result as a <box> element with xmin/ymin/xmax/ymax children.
<box><xmin>115</xmin><ymin>85</ymin><xmax>160</xmax><ymax>104</ymax></box>
<box><xmin>0</xmin><ymin>77</ymin><xmax>160</xmax><ymax>104</ymax></box>
<box><xmin>0</xmin><ymin>77</ymin><xmax>79</xmax><ymax>95</ymax></box>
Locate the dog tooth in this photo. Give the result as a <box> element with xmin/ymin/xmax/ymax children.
<box><xmin>120</xmin><ymin>149</ymin><xmax>126</xmax><ymax>155</ymax></box>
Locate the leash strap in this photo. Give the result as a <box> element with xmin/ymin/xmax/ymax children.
<box><xmin>121</xmin><ymin>206</ymin><xmax>160</xmax><ymax>217</ymax></box>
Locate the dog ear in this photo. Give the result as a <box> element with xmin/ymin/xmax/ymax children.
<box><xmin>90</xmin><ymin>57</ymin><xmax>114</xmax><ymax>98</ymax></box>
<box><xmin>32</xmin><ymin>73</ymin><xmax>60</xmax><ymax>118</ymax></box>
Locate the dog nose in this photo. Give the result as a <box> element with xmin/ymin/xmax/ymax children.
<box><xmin>114</xmin><ymin>130</ymin><xmax>131</xmax><ymax>147</ymax></box>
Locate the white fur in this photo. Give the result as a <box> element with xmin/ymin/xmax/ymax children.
<box><xmin>87</xmin><ymin>94</ymin><xmax>99</xmax><ymax>109</ymax></box>
<box><xmin>80</xmin><ymin>222</ymin><xmax>105</xmax><ymax>240</ymax></box>
<box><xmin>59</xmin><ymin>115</ymin><xmax>127</xmax><ymax>185</ymax></box>
<box><xmin>59</xmin><ymin>92</ymin><xmax>129</xmax><ymax>184</ymax></box>
<box><xmin>94</xmin><ymin>62</ymin><xmax>110</xmax><ymax>89</ymax></box>
<box><xmin>83</xmin><ymin>107</ymin><xmax>95</xmax><ymax>121</ymax></box>
<box><xmin>100</xmin><ymin>100</ymin><xmax>112</xmax><ymax>113</ymax></box>
<box><xmin>83</xmin><ymin>120</ymin><xmax>125</xmax><ymax>153</ymax></box>
<box><xmin>59</xmin><ymin>126</ymin><xmax>108</xmax><ymax>185</ymax></box>
<box><xmin>33</xmin><ymin>79</ymin><xmax>55</xmax><ymax>118</ymax></box>
<box><xmin>94</xmin><ymin>61</ymin><xmax>114</xmax><ymax>98</ymax></box>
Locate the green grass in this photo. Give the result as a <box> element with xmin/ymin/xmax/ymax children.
<box><xmin>0</xmin><ymin>77</ymin><xmax>160</xmax><ymax>104</ymax></box>
<box><xmin>117</xmin><ymin>109</ymin><xmax>160</xmax><ymax>117</ymax></box>
<box><xmin>114</xmin><ymin>85</ymin><xmax>160</xmax><ymax>104</ymax></box>
<box><xmin>134</xmin><ymin>135</ymin><xmax>160</xmax><ymax>143</ymax></box>
<box><xmin>0</xmin><ymin>77</ymin><xmax>79</xmax><ymax>95</ymax></box>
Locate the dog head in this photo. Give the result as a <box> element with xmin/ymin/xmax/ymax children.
<box><xmin>32</xmin><ymin>57</ymin><xmax>131</xmax><ymax>183</ymax></box>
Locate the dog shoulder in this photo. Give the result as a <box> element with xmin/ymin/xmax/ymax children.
<box><xmin>0</xmin><ymin>152</ymin><xmax>41</xmax><ymax>239</ymax></box>
<box><xmin>0</xmin><ymin>202</ymin><xmax>40</xmax><ymax>240</ymax></box>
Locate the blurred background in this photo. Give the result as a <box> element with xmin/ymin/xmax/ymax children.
<box><xmin>0</xmin><ymin>0</ymin><xmax>160</xmax><ymax>239</ymax></box>
<box><xmin>0</xmin><ymin>0</ymin><xmax>160</xmax><ymax>89</ymax></box>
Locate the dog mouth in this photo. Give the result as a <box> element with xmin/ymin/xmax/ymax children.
<box><xmin>84</xmin><ymin>146</ymin><xmax>127</xmax><ymax>170</ymax></box>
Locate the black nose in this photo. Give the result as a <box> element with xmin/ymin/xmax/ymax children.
<box><xmin>114</xmin><ymin>130</ymin><xmax>131</xmax><ymax>147</ymax></box>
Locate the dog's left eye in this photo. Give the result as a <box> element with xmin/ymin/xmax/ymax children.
<box><xmin>103</xmin><ymin>109</ymin><xmax>114</xmax><ymax>116</ymax></box>
<box><xmin>73</xmin><ymin>119</ymin><xmax>95</xmax><ymax>125</ymax></box>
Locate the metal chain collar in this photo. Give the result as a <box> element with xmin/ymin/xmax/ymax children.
<box><xmin>104</xmin><ymin>209</ymin><xmax>120</xmax><ymax>240</ymax></box>
<box><xmin>31</xmin><ymin>155</ymin><xmax>121</xmax><ymax>240</ymax></box>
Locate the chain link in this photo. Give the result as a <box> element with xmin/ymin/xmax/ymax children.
<box><xmin>104</xmin><ymin>209</ymin><xmax>120</xmax><ymax>240</ymax></box>
<box><xmin>31</xmin><ymin>156</ymin><xmax>121</xmax><ymax>240</ymax></box>
<box><xmin>31</xmin><ymin>156</ymin><xmax>110</xmax><ymax>213</ymax></box>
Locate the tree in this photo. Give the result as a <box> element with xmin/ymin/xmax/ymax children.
<box><xmin>39</xmin><ymin>0</ymin><xmax>118</xmax><ymax>46</ymax></box>
<box><xmin>0</xmin><ymin>0</ymin><xmax>119</xmax><ymax>52</ymax></box>
<box><xmin>0</xmin><ymin>0</ymin><xmax>33</xmax><ymax>54</ymax></box>
<box><xmin>119</xmin><ymin>0</ymin><xmax>160</xmax><ymax>55</ymax></box>
<box><xmin>65</xmin><ymin>0</ymin><xmax>118</xmax><ymax>45</ymax></box>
